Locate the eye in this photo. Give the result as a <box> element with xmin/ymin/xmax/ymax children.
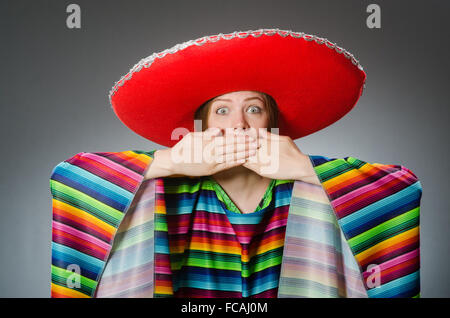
<box><xmin>216</xmin><ymin>107</ymin><xmax>229</xmax><ymax>114</ymax></box>
<box><xmin>247</xmin><ymin>105</ymin><xmax>261</xmax><ymax>113</ymax></box>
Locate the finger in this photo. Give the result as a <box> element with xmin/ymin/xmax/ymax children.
<box><xmin>222</xmin><ymin>133</ymin><xmax>254</xmax><ymax>143</ymax></box>
<box><xmin>202</xmin><ymin>128</ymin><xmax>222</xmax><ymax>143</ymax></box>
<box><xmin>215</xmin><ymin>140</ymin><xmax>258</xmax><ymax>156</ymax></box>
<box><xmin>258</xmin><ymin>130</ymin><xmax>269</xmax><ymax>139</ymax></box>
<box><xmin>219</xmin><ymin>149</ymin><xmax>256</xmax><ymax>162</ymax></box>
<box><xmin>214</xmin><ymin>149</ymin><xmax>253</xmax><ymax>164</ymax></box>
<box><xmin>210</xmin><ymin>134</ymin><xmax>253</xmax><ymax>146</ymax></box>
<box><xmin>215</xmin><ymin>149</ymin><xmax>253</xmax><ymax>164</ymax></box>
<box><xmin>210</xmin><ymin>136</ymin><xmax>225</xmax><ymax>146</ymax></box>
<box><xmin>205</xmin><ymin>136</ymin><xmax>228</xmax><ymax>152</ymax></box>
<box><xmin>234</xmin><ymin>148</ymin><xmax>257</xmax><ymax>160</ymax></box>
<box><xmin>214</xmin><ymin>156</ymin><xmax>247</xmax><ymax>171</ymax></box>
<box><xmin>208</xmin><ymin>127</ymin><xmax>223</xmax><ymax>137</ymax></box>
<box><xmin>246</xmin><ymin>128</ymin><xmax>259</xmax><ymax>139</ymax></box>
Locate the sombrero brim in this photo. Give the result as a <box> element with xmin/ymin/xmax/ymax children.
<box><xmin>110</xmin><ymin>28</ymin><xmax>366</xmax><ymax>147</ymax></box>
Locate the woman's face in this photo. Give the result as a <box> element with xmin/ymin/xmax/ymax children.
<box><xmin>207</xmin><ymin>91</ymin><xmax>270</xmax><ymax>135</ymax></box>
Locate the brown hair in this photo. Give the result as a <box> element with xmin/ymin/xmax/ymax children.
<box><xmin>194</xmin><ymin>91</ymin><xmax>279</xmax><ymax>131</ymax></box>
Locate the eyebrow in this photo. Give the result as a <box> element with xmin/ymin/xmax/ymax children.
<box><xmin>213</xmin><ymin>97</ymin><xmax>264</xmax><ymax>103</ymax></box>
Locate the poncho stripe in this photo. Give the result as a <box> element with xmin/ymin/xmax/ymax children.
<box><xmin>310</xmin><ymin>156</ymin><xmax>421</xmax><ymax>298</ymax></box>
<box><xmin>50</xmin><ymin>151</ymin><xmax>153</xmax><ymax>297</ymax></box>
<box><xmin>152</xmin><ymin>176</ymin><xmax>293</xmax><ymax>297</ymax></box>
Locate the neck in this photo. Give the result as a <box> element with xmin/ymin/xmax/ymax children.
<box><xmin>211</xmin><ymin>166</ymin><xmax>271</xmax><ymax>201</ymax></box>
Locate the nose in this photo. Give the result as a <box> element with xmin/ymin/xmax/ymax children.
<box><xmin>231</xmin><ymin>112</ymin><xmax>249</xmax><ymax>131</ymax></box>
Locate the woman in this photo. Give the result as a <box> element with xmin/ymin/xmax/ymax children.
<box><xmin>147</xmin><ymin>89</ymin><xmax>322</xmax><ymax>200</ymax></box>
<box><xmin>49</xmin><ymin>29</ymin><xmax>422</xmax><ymax>298</ymax></box>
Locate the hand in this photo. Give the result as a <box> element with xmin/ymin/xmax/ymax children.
<box><xmin>242</xmin><ymin>130</ymin><xmax>321</xmax><ymax>185</ymax></box>
<box><xmin>145</xmin><ymin>128</ymin><xmax>258</xmax><ymax>179</ymax></box>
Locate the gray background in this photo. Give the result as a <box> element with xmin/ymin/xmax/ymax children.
<box><xmin>1</xmin><ymin>0</ymin><xmax>448</xmax><ymax>297</ymax></box>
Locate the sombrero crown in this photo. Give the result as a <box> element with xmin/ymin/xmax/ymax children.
<box><xmin>109</xmin><ymin>28</ymin><xmax>366</xmax><ymax>147</ymax></box>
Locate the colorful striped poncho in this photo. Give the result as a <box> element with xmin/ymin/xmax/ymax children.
<box><xmin>157</xmin><ymin>175</ymin><xmax>294</xmax><ymax>297</ymax></box>
<box><xmin>49</xmin><ymin>150</ymin><xmax>422</xmax><ymax>298</ymax></box>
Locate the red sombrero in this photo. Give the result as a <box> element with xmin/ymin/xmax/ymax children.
<box><xmin>109</xmin><ymin>28</ymin><xmax>366</xmax><ymax>147</ymax></box>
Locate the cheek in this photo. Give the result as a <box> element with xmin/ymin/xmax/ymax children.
<box><xmin>206</xmin><ymin>114</ymin><xmax>216</xmax><ymax>127</ymax></box>
<box><xmin>206</xmin><ymin>113</ymin><xmax>226</xmax><ymax>129</ymax></box>
<box><xmin>248</xmin><ymin>113</ymin><xmax>270</xmax><ymax>127</ymax></box>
